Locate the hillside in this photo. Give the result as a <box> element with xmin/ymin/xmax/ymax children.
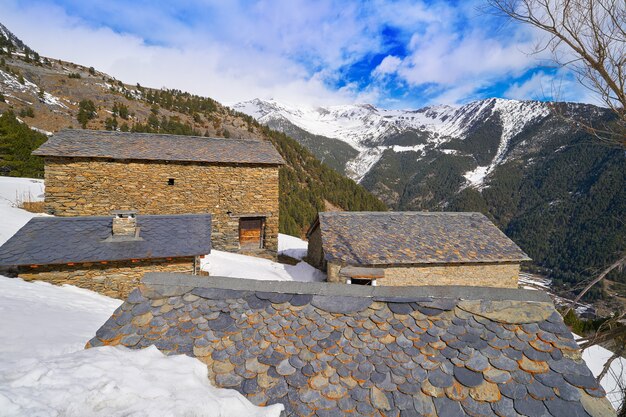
<box><xmin>235</xmin><ymin>99</ymin><xmax>626</xmax><ymax>304</ymax></box>
<box><xmin>0</xmin><ymin>24</ymin><xmax>385</xmax><ymax>238</ymax></box>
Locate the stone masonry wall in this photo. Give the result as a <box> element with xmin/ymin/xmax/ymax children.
<box><xmin>326</xmin><ymin>262</ymin><xmax>343</xmax><ymax>283</ymax></box>
<box><xmin>43</xmin><ymin>157</ymin><xmax>280</xmax><ymax>252</ymax></box>
<box><xmin>305</xmin><ymin>225</ymin><xmax>324</xmax><ymax>268</ymax></box>
<box><xmin>327</xmin><ymin>261</ymin><xmax>520</xmax><ymax>288</ymax></box>
<box><xmin>381</xmin><ymin>263</ymin><xmax>520</xmax><ymax>288</ymax></box>
<box><xmin>18</xmin><ymin>257</ymin><xmax>195</xmax><ymax>299</ymax></box>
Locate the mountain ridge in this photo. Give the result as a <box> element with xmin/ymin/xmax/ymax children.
<box><xmin>233</xmin><ymin>97</ymin><xmax>604</xmax><ymax>186</ymax></box>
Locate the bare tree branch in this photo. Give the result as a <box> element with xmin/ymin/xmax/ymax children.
<box><xmin>578</xmin><ymin>321</ymin><xmax>626</xmax><ymax>349</ymax></box>
<box><xmin>486</xmin><ymin>0</ymin><xmax>626</xmax><ymax>149</ymax></box>
<box><xmin>597</xmin><ymin>346</ymin><xmax>625</xmax><ymax>381</ymax></box>
<box><xmin>565</xmin><ymin>254</ymin><xmax>626</xmax><ymax>317</ymax></box>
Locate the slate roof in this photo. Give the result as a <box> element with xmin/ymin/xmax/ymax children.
<box><xmin>87</xmin><ymin>274</ymin><xmax>613</xmax><ymax>417</ymax></box>
<box><xmin>32</xmin><ymin>129</ymin><xmax>285</xmax><ymax>165</ymax></box>
<box><xmin>315</xmin><ymin>212</ymin><xmax>530</xmax><ymax>266</ymax></box>
<box><xmin>0</xmin><ymin>214</ymin><xmax>212</xmax><ymax>266</ymax></box>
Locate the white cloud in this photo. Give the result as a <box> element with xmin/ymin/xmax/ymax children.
<box><xmin>1</xmin><ymin>0</ymin><xmax>598</xmax><ymax>108</ymax></box>
<box><xmin>504</xmin><ymin>71</ymin><xmax>554</xmax><ymax>100</ymax></box>
<box><xmin>371</xmin><ymin>13</ymin><xmax>547</xmax><ymax>105</ymax></box>
<box><xmin>426</xmin><ymin>83</ymin><xmax>489</xmax><ymax>106</ymax></box>
<box><xmin>2</xmin><ymin>0</ymin><xmax>379</xmax><ymax>106</ymax></box>
<box><xmin>504</xmin><ymin>70</ymin><xmax>605</xmax><ymax>105</ymax></box>
<box><xmin>373</xmin><ymin>56</ymin><xmax>402</xmax><ymax>78</ymax></box>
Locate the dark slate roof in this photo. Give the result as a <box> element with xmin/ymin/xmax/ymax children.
<box><xmin>316</xmin><ymin>211</ymin><xmax>531</xmax><ymax>265</ymax></box>
<box><xmin>0</xmin><ymin>214</ymin><xmax>211</xmax><ymax>265</ymax></box>
<box><xmin>32</xmin><ymin>129</ymin><xmax>285</xmax><ymax>165</ymax></box>
<box><xmin>87</xmin><ymin>274</ymin><xmax>614</xmax><ymax>417</ymax></box>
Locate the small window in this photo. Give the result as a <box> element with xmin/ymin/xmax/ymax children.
<box><xmin>350</xmin><ymin>278</ymin><xmax>373</xmax><ymax>286</ymax></box>
<box><xmin>167</xmin><ymin>178</ymin><xmax>175</xmax><ymax>186</ymax></box>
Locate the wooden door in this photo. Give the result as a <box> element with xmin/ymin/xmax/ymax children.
<box><xmin>239</xmin><ymin>218</ymin><xmax>263</xmax><ymax>249</ymax></box>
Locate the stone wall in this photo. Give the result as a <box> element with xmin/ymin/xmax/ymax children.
<box><xmin>305</xmin><ymin>225</ymin><xmax>324</xmax><ymax>268</ymax></box>
<box><xmin>43</xmin><ymin>157</ymin><xmax>280</xmax><ymax>253</ymax></box>
<box><xmin>326</xmin><ymin>262</ymin><xmax>342</xmax><ymax>283</ymax></box>
<box><xmin>18</xmin><ymin>257</ymin><xmax>195</xmax><ymax>299</ymax></box>
<box><xmin>327</xmin><ymin>261</ymin><xmax>520</xmax><ymax>288</ymax></box>
<box><xmin>381</xmin><ymin>263</ymin><xmax>520</xmax><ymax>288</ymax></box>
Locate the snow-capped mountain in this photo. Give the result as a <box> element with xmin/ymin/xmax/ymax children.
<box><xmin>233</xmin><ymin>98</ymin><xmax>611</xmax><ymax>211</ymax></box>
<box><xmin>0</xmin><ymin>23</ymin><xmax>28</xmax><ymax>52</ymax></box>
<box><xmin>232</xmin><ymin>98</ymin><xmax>552</xmax><ymax>185</ymax></box>
<box><xmin>235</xmin><ymin>98</ymin><xmax>549</xmax><ymax>150</ymax></box>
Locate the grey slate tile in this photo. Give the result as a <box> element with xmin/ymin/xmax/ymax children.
<box><xmin>316</xmin><ymin>211</ymin><xmax>530</xmax><ymax>266</ymax></box>
<box><xmin>33</xmin><ymin>129</ymin><xmax>285</xmax><ymax>165</ymax></box>
<box><xmin>86</xmin><ymin>276</ymin><xmax>610</xmax><ymax>417</ymax></box>
<box><xmin>0</xmin><ymin>214</ymin><xmax>211</xmax><ymax>265</ymax></box>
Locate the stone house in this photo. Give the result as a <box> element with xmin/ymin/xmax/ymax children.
<box><xmin>0</xmin><ymin>211</ymin><xmax>212</xmax><ymax>298</ymax></box>
<box><xmin>306</xmin><ymin>211</ymin><xmax>530</xmax><ymax>288</ymax></box>
<box><xmin>88</xmin><ymin>273</ymin><xmax>614</xmax><ymax>417</ymax></box>
<box><xmin>32</xmin><ymin>129</ymin><xmax>284</xmax><ymax>256</ymax></box>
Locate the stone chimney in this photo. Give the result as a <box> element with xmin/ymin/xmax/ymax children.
<box><xmin>111</xmin><ymin>210</ymin><xmax>138</xmax><ymax>237</ymax></box>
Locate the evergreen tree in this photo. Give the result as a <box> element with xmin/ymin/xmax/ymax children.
<box><xmin>18</xmin><ymin>107</ymin><xmax>34</xmax><ymax>118</ymax></box>
<box><xmin>112</xmin><ymin>103</ymin><xmax>129</xmax><ymax>120</ymax></box>
<box><xmin>104</xmin><ymin>116</ymin><xmax>118</xmax><ymax>131</ymax></box>
<box><xmin>77</xmin><ymin>100</ymin><xmax>97</xmax><ymax>128</ymax></box>
<box><xmin>0</xmin><ymin>111</ymin><xmax>47</xmax><ymax>177</ymax></box>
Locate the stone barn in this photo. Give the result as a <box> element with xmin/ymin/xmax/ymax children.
<box><xmin>32</xmin><ymin>130</ymin><xmax>284</xmax><ymax>256</ymax></box>
<box><xmin>0</xmin><ymin>211</ymin><xmax>212</xmax><ymax>298</ymax></box>
<box><xmin>306</xmin><ymin>212</ymin><xmax>530</xmax><ymax>288</ymax></box>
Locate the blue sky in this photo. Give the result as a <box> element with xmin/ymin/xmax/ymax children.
<box><xmin>3</xmin><ymin>0</ymin><xmax>594</xmax><ymax>108</ymax></box>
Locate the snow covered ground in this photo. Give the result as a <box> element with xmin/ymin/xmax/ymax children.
<box><xmin>277</xmin><ymin>233</ymin><xmax>308</xmax><ymax>260</ymax></box>
<box><xmin>202</xmin><ymin>233</ymin><xmax>325</xmax><ymax>282</ymax></box>
<box><xmin>202</xmin><ymin>248</ymin><xmax>325</xmax><ymax>282</ymax></box>
<box><xmin>0</xmin><ymin>176</ymin><xmax>45</xmax><ymax>245</ymax></box>
<box><xmin>0</xmin><ymin>277</ymin><xmax>283</xmax><ymax>417</ymax></box>
<box><xmin>0</xmin><ymin>278</ymin><xmax>121</xmax><ymax>364</ymax></box>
